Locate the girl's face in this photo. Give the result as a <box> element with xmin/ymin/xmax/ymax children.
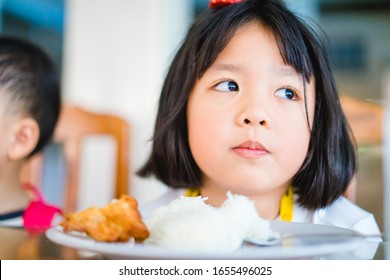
<box><xmin>187</xmin><ymin>21</ymin><xmax>315</xmax><ymax>200</ymax></box>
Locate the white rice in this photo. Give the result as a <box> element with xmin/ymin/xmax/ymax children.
<box><xmin>144</xmin><ymin>192</ymin><xmax>279</xmax><ymax>252</ymax></box>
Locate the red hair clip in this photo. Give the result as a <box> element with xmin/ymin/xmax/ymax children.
<box><xmin>209</xmin><ymin>0</ymin><xmax>245</xmax><ymax>9</ymax></box>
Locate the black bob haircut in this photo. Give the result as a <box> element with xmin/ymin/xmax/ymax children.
<box><xmin>138</xmin><ymin>0</ymin><xmax>356</xmax><ymax>210</ymax></box>
<box><xmin>0</xmin><ymin>36</ymin><xmax>61</xmax><ymax>157</ymax></box>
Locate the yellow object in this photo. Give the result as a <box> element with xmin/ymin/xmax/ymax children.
<box><xmin>184</xmin><ymin>188</ymin><xmax>201</xmax><ymax>197</ymax></box>
<box><xmin>279</xmin><ymin>185</ymin><xmax>293</xmax><ymax>221</ymax></box>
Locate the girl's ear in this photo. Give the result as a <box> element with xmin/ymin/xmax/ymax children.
<box><xmin>7</xmin><ymin>118</ymin><xmax>40</xmax><ymax>160</ymax></box>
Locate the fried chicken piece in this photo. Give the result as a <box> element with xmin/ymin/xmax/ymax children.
<box><xmin>60</xmin><ymin>195</ymin><xmax>149</xmax><ymax>242</ymax></box>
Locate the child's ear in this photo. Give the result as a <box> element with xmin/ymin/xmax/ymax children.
<box><xmin>7</xmin><ymin>118</ymin><xmax>40</xmax><ymax>160</ymax></box>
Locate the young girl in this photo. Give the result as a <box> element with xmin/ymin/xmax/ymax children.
<box><xmin>0</xmin><ymin>36</ymin><xmax>62</xmax><ymax>230</ymax></box>
<box><xmin>138</xmin><ymin>0</ymin><xmax>381</xmax><ymax>238</ymax></box>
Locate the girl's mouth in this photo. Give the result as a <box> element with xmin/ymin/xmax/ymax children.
<box><xmin>232</xmin><ymin>140</ymin><xmax>269</xmax><ymax>159</ymax></box>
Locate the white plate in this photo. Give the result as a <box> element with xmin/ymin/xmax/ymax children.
<box><xmin>46</xmin><ymin>221</ymin><xmax>365</xmax><ymax>259</ymax></box>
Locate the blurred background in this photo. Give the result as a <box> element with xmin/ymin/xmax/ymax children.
<box><xmin>0</xmin><ymin>0</ymin><xmax>389</xmax><ymax>232</ymax></box>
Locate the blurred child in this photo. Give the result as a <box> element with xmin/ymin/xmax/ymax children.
<box><xmin>138</xmin><ymin>0</ymin><xmax>381</xmax><ymax>238</ymax></box>
<box><xmin>0</xmin><ymin>36</ymin><xmax>61</xmax><ymax>230</ymax></box>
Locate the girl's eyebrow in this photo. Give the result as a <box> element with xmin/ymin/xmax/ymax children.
<box><xmin>274</xmin><ymin>66</ymin><xmax>302</xmax><ymax>81</ymax></box>
<box><xmin>208</xmin><ymin>63</ymin><xmax>303</xmax><ymax>82</ymax></box>
<box><xmin>208</xmin><ymin>63</ymin><xmax>244</xmax><ymax>73</ymax></box>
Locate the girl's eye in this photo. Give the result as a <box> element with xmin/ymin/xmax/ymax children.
<box><xmin>214</xmin><ymin>81</ymin><xmax>239</xmax><ymax>92</ymax></box>
<box><xmin>274</xmin><ymin>88</ymin><xmax>297</xmax><ymax>100</ymax></box>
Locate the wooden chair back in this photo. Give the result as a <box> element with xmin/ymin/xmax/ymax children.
<box><xmin>21</xmin><ymin>105</ymin><xmax>130</xmax><ymax>213</ymax></box>
<box><xmin>340</xmin><ymin>95</ymin><xmax>383</xmax><ymax>146</ymax></box>
<box><xmin>340</xmin><ymin>95</ymin><xmax>383</xmax><ymax>202</ymax></box>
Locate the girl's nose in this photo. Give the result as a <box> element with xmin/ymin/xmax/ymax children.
<box><xmin>237</xmin><ymin>106</ymin><xmax>268</xmax><ymax>127</ymax></box>
<box><xmin>243</xmin><ymin>117</ymin><xmax>266</xmax><ymax>126</ymax></box>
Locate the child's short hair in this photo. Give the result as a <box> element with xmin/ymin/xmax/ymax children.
<box><xmin>0</xmin><ymin>36</ymin><xmax>61</xmax><ymax>156</ymax></box>
<box><xmin>0</xmin><ymin>36</ymin><xmax>61</xmax><ymax>157</ymax></box>
<box><xmin>138</xmin><ymin>0</ymin><xmax>356</xmax><ymax>210</ymax></box>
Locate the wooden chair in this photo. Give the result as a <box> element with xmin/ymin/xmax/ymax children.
<box><xmin>340</xmin><ymin>95</ymin><xmax>383</xmax><ymax>146</ymax></box>
<box><xmin>340</xmin><ymin>95</ymin><xmax>384</xmax><ymax>202</ymax></box>
<box><xmin>21</xmin><ymin>105</ymin><xmax>130</xmax><ymax>213</ymax></box>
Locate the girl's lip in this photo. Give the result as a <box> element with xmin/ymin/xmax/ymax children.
<box><xmin>232</xmin><ymin>140</ymin><xmax>269</xmax><ymax>158</ymax></box>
